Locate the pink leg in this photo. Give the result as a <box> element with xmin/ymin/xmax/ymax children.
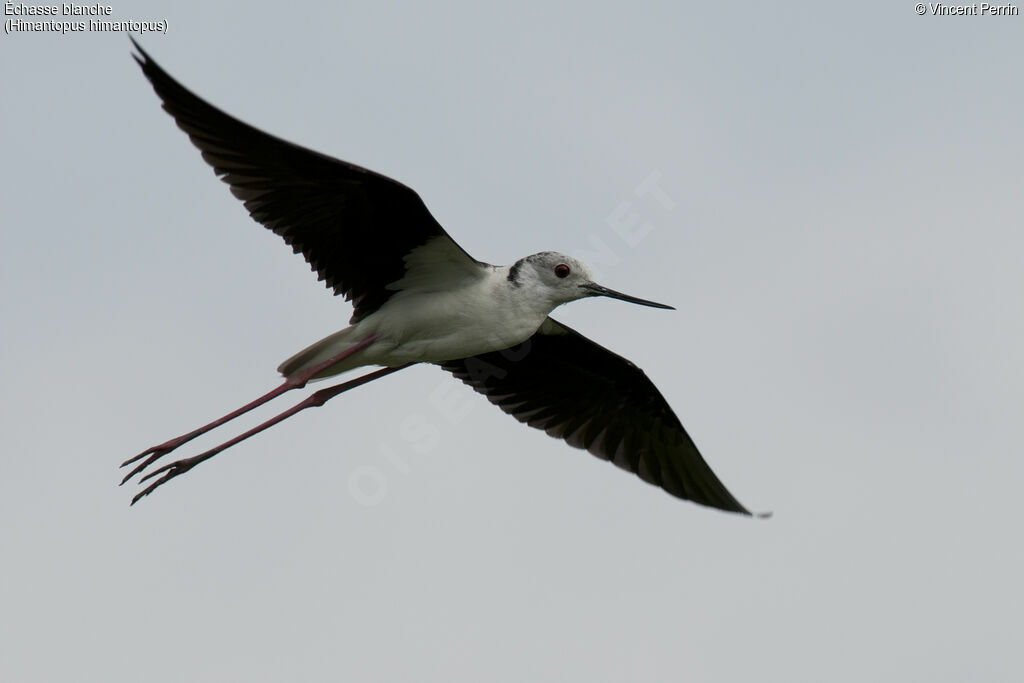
<box><xmin>120</xmin><ymin>335</ymin><xmax>379</xmax><ymax>484</ymax></box>
<box><xmin>129</xmin><ymin>363</ymin><xmax>412</xmax><ymax>505</ymax></box>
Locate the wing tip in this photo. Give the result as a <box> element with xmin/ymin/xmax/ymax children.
<box><xmin>722</xmin><ymin>500</ymin><xmax>771</xmax><ymax>518</ymax></box>
<box><xmin>128</xmin><ymin>35</ymin><xmax>147</xmax><ymax>63</ymax></box>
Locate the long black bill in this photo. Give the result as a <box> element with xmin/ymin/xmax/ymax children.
<box><xmin>580</xmin><ymin>283</ymin><xmax>675</xmax><ymax>310</ymax></box>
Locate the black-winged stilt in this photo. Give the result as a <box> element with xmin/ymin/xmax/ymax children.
<box><xmin>121</xmin><ymin>40</ymin><xmax>763</xmax><ymax>516</ymax></box>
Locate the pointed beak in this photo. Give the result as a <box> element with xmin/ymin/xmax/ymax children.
<box><xmin>579</xmin><ymin>283</ymin><xmax>675</xmax><ymax>310</ymax></box>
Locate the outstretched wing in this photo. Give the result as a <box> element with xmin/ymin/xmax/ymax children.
<box><xmin>131</xmin><ymin>39</ymin><xmax>484</xmax><ymax>323</ymax></box>
<box><xmin>441</xmin><ymin>318</ymin><xmax>754</xmax><ymax>514</ymax></box>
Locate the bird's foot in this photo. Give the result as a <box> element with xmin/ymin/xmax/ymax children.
<box><xmin>119</xmin><ymin>432</ymin><xmax>199</xmax><ymax>485</ymax></box>
<box><xmin>129</xmin><ymin>449</ymin><xmax>217</xmax><ymax>505</ymax></box>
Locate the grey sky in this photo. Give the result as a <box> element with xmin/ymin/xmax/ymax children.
<box><xmin>2</xmin><ymin>1</ymin><xmax>1022</xmax><ymax>681</ymax></box>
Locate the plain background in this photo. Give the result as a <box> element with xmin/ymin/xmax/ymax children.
<box><xmin>2</xmin><ymin>2</ymin><xmax>1022</xmax><ymax>681</ymax></box>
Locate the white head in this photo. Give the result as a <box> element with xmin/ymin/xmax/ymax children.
<box><xmin>507</xmin><ymin>251</ymin><xmax>674</xmax><ymax>311</ymax></box>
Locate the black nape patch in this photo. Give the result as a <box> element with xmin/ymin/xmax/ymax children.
<box><xmin>507</xmin><ymin>258</ymin><xmax>525</xmax><ymax>286</ymax></box>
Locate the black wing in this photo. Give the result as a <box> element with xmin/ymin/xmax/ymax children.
<box><xmin>441</xmin><ymin>318</ymin><xmax>755</xmax><ymax>515</ymax></box>
<box><xmin>131</xmin><ymin>39</ymin><xmax>483</xmax><ymax>323</ymax></box>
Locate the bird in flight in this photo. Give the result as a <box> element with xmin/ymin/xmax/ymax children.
<box><xmin>121</xmin><ymin>39</ymin><xmax>762</xmax><ymax>516</ymax></box>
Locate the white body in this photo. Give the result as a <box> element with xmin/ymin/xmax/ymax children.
<box><xmin>278</xmin><ymin>245</ymin><xmax>590</xmax><ymax>379</ymax></box>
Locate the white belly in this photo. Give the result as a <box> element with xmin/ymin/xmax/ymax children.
<box><xmin>358</xmin><ymin>287</ymin><xmax>547</xmax><ymax>365</ymax></box>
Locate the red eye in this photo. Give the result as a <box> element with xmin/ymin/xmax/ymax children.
<box><xmin>554</xmin><ymin>264</ymin><xmax>570</xmax><ymax>278</ymax></box>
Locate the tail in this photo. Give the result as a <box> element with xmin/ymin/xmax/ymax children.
<box><xmin>277</xmin><ymin>327</ymin><xmax>361</xmax><ymax>380</ymax></box>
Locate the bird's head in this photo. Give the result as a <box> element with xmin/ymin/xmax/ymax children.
<box><xmin>510</xmin><ymin>252</ymin><xmax>675</xmax><ymax>311</ymax></box>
